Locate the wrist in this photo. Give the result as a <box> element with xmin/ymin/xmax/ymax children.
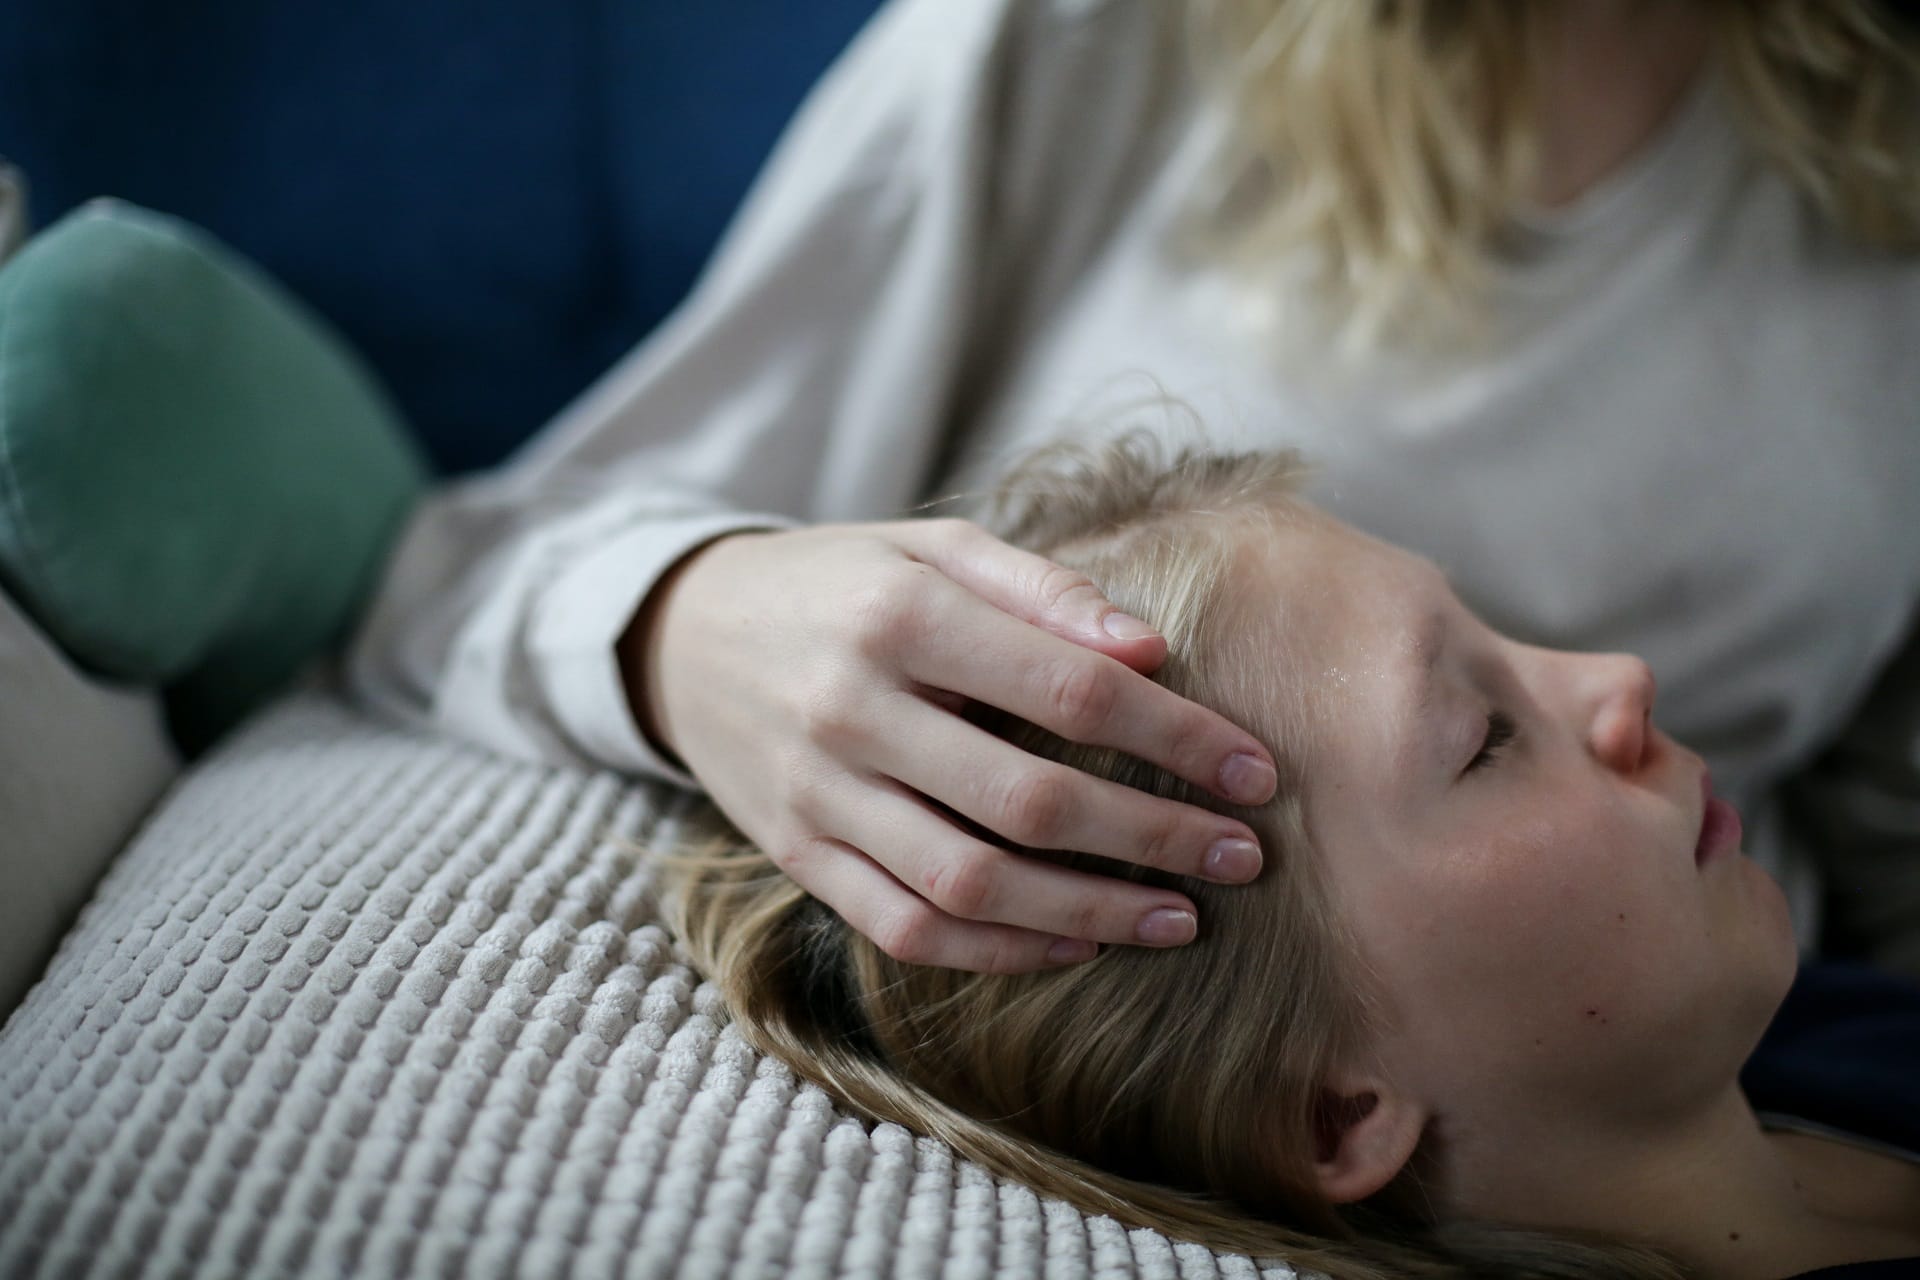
<box><xmin>616</xmin><ymin>531</ymin><xmax>756</xmax><ymax>771</ymax></box>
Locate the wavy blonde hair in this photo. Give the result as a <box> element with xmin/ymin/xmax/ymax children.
<box><xmin>1173</xmin><ymin>0</ymin><xmax>1920</xmax><ymax>354</ymax></box>
<box><xmin>647</xmin><ymin>420</ymin><xmax>1694</xmax><ymax>1278</ymax></box>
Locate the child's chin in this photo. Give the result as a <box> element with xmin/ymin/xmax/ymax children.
<box><xmin>1750</xmin><ymin>871</ymin><xmax>1802</xmax><ymax>998</ymax></box>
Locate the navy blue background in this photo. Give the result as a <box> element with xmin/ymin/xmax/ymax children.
<box><xmin>0</xmin><ymin>1</ymin><xmax>884</xmax><ymax>474</ymax></box>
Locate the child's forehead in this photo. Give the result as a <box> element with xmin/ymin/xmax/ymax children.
<box><xmin>1231</xmin><ymin>508</ymin><xmax>1429</xmax><ymax>610</ymax></box>
<box><xmin>1227</xmin><ymin>515</ymin><xmax>1453</xmax><ymax>704</ymax></box>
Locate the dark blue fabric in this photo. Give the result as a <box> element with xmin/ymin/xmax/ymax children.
<box><xmin>1743</xmin><ymin>961</ymin><xmax>1920</xmax><ymax>1278</ymax></box>
<box><xmin>0</xmin><ymin>0</ymin><xmax>884</xmax><ymax>474</ymax></box>
<box><xmin>1795</xmin><ymin>1262</ymin><xmax>1920</xmax><ymax>1279</ymax></box>
<box><xmin>1746</xmin><ymin>961</ymin><xmax>1920</xmax><ymax>1160</ymax></box>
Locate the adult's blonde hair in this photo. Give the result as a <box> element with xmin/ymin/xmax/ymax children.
<box><xmin>649</xmin><ymin>421</ymin><xmax>1692</xmax><ymax>1278</ymax></box>
<box><xmin>1174</xmin><ymin>0</ymin><xmax>1920</xmax><ymax>354</ymax></box>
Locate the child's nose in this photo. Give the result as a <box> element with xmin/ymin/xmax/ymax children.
<box><xmin>1588</xmin><ymin>654</ymin><xmax>1657</xmax><ymax>774</ymax></box>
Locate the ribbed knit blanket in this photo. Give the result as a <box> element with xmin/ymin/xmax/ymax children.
<box><xmin>0</xmin><ymin>692</ymin><xmax>1300</xmax><ymax>1279</ymax></box>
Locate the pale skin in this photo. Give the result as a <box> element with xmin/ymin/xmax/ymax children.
<box><xmin>617</xmin><ymin>1</ymin><xmax>1767</xmax><ymax>974</ymax></box>
<box><xmin>1251</xmin><ymin>513</ymin><xmax>1920</xmax><ymax>1277</ymax></box>
<box><xmin>1532</xmin><ymin>0</ymin><xmax>1713</xmax><ymax>210</ymax></box>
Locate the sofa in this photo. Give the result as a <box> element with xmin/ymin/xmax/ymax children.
<box><xmin>0</xmin><ymin>5</ymin><xmax>1304</xmax><ymax>1276</ymax></box>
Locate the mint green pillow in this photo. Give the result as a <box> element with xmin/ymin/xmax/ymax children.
<box><xmin>0</xmin><ymin>199</ymin><xmax>425</xmax><ymax>752</ymax></box>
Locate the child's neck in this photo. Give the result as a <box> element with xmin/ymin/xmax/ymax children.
<box><xmin>1440</xmin><ymin>1083</ymin><xmax>1919</xmax><ymax>1277</ymax></box>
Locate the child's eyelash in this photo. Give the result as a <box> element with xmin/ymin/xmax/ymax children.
<box><xmin>1466</xmin><ymin>711</ymin><xmax>1518</xmax><ymax>773</ymax></box>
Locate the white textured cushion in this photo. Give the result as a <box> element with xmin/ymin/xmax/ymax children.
<box><xmin>0</xmin><ymin>584</ymin><xmax>179</xmax><ymax>1019</ymax></box>
<box><xmin>0</xmin><ymin>691</ymin><xmax>1299</xmax><ymax>1279</ymax></box>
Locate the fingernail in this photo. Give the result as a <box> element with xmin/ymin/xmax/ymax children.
<box><xmin>1137</xmin><ymin>907</ymin><xmax>1197</xmax><ymax>946</ymax></box>
<box><xmin>1047</xmin><ymin>938</ymin><xmax>1099</xmax><ymax>965</ymax></box>
<box><xmin>1219</xmin><ymin>752</ymin><xmax>1276</xmax><ymax>804</ymax></box>
<box><xmin>1102</xmin><ymin>611</ymin><xmax>1158</xmax><ymax>641</ymax></box>
<box><xmin>1204</xmin><ymin>837</ymin><xmax>1262</xmax><ymax>883</ymax></box>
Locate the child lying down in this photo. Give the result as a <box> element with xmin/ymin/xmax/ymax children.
<box><xmin>648</xmin><ymin>427</ymin><xmax>1920</xmax><ymax>1280</ymax></box>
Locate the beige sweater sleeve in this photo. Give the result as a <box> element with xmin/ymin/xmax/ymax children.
<box><xmin>342</xmin><ymin>0</ymin><xmax>1124</xmax><ymax>786</ymax></box>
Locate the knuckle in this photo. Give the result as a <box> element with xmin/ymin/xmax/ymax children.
<box><xmin>1043</xmin><ymin>658</ymin><xmax>1118</xmax><ymax>734</ymax></box>
<box><xmin>1163</xmin><ymin>708</ymin><xmax>1220</xmax><ymax>778</ymax></box>
<box><xmin>931</xmin><ymin>516</ymin><xmax>987</xmax><ymax>548</ymax></box>
<box><xmin>974</xmin><ymin>936</ymin><xmax>1034</xmax><ymax>977</ymax></box>
<box><xmin>872</xmin><ymin>903</ymin><xmax>940</xmax><ymax>965</ymax></box>
<box><xmin>1135</xmin><ymin>815</ymin><xmax>1186</xmax><ymax>874</ymax></box>
<box><xmin>1062</xmin><ymin>895</ymin><xmax>1106</xmax><ymax>946</ymax></box>
<box><xmin>844</xmin><ymin>570</ymin><xmax>922</xmax><ymax>653</ymax></box>
<box><xmin>1034</xmin><ymin>562</ymin><xmax>1101</xmax><ymax>615</ymax></box>
<box><xmin>766</xmin><ymin>742</ymin><xmax>827</xmax><ymax>820</ymax></box>
<box><xmin>996</xmin><ymin>766</ymin><xmax>1074</xmax><ymax>846</ymax></box>
<box><xmin>795</xmin><ymin>672</ymin><xmax>862</xmax><ymax>750</ymax></box>
<box><xmin>925</xmin><ymin>847</ymin><xmax>1003</xmax><ymax>919</ymax></box>
<box><xmin>767</xmin><ymin>833</ymin><xmax>821</xmax><ymax>879</ymax></box>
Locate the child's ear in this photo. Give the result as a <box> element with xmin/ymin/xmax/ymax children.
<box><xmin>1310</xmin><ymin>1069</ymin><xmax>1427</xmax><ymax>1204</ymax></box>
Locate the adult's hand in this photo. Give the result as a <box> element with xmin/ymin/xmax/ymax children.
<box><xmin>619</xmin><ymin>517</ymin><xmax>1278</xmax><ymax>974</ymax></box>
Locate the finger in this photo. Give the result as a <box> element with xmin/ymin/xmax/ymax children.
<box><xmin>777</xmin><ymin>833</ymin><xmax>1103</xmax><ymax>974</ymax></box>
<box><xmin>890</xmin><ymin>517</ymin><xmax>1169</xmax><ymax>673</ymax></box>
<box><xmin>889</xmin><ymin>518</ymin><xmax>1277</xmax><ymax>804</ymax></box>
<box><xmin>820</xmin><ymin>768</ymin><xmax>1202</xmax><ymax>948</ymax></box>
<box><xmin>892</xmin><ymin>571</ymin><xmax>1279</xmax><ymax>807</ymax></box>
<box><xmin>871</xmin><ymin>690</ymin><xmax>1264</xmax><ymax>884</ymax></box>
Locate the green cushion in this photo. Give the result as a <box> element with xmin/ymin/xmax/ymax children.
<box><xmin>0</xmin><ymin>199</ymin><xmax>425</xmax><ymax>753</ymax></box>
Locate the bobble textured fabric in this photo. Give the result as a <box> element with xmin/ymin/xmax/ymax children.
<box><xmin>0</xmin><ymin>692</ymin><xmax>1301</xmax><ymax>1280</ymax></box>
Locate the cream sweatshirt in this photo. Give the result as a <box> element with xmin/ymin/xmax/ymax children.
<box><xmin>345</xmin><ymin>0</ymin><xmax>1920</xmax><ymax>952</ymax></box>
